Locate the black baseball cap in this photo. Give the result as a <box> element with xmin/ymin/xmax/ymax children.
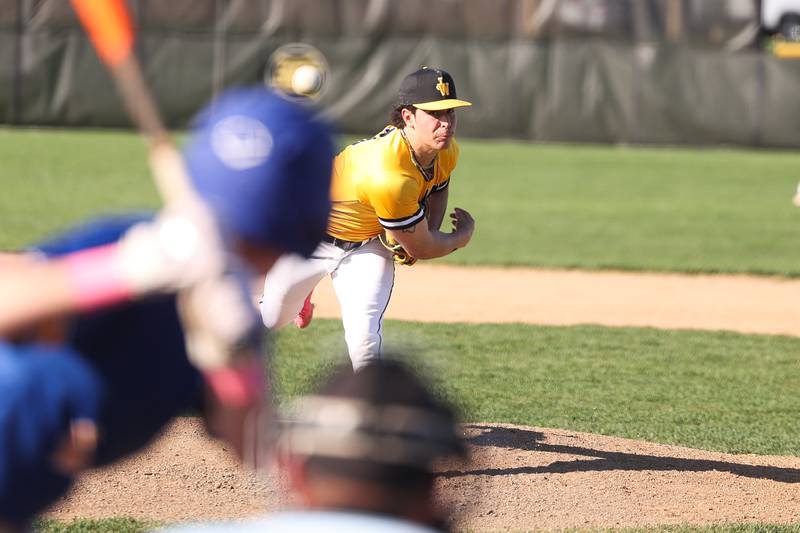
<box><xmin>397</xmin><ymin>67</ymin><xmax>472</xmax><ymax>111</ymax></box>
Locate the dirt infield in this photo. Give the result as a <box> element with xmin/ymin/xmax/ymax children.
<box><xmin>46</xmin><ymin>266</ymin><xmax>800</xmax><ymax>530</ymax></box>
<box><xmin>315</xmin><ymin>265</ymin><xmax>800</xmax><ymax>337</ymax></box>
<box><xmin>47</xmin><ymin>418</ymin><xmax>800</xmax><ymax>530</ymax></box>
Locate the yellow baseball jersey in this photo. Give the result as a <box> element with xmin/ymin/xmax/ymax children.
<box><xmin>328</xmin><ymin>126</ymin><xmax>459</xmax><ymax>241</ymax></box>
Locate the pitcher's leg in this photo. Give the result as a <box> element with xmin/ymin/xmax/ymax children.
<box><xmin>260</xmin><ymin>253</ymin><xmax>328</xmax><ymax>330</ymax></box>
<box><xmin>331</xmin><ymin>240</ymin><xmax>394</xmax><ymax>370</ymax></box>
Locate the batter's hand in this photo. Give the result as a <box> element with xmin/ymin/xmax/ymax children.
<box><xmin>116</xmin><ymin>199</ymin><xmax>226</xmax><ymax>296</ymax></box>
<box><xmin>178</xmin><ymin>266</ymin><xmax>262</xmax><ymax>372</ymax></box>
<box><xmin>449</xmin><ymin>207</ymin><xmax>475</xmax><ymax>249</ymax></box>
<box><xmin>179</xmin><ymin>265</ymin><xmax>272</xmax><ymax>467</ymax></box>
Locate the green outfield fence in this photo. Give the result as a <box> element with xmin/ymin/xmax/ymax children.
<box><xmin>2</xmin><ymin>0</ymin><xmax>800</xmax><ymax>147</ymax></box>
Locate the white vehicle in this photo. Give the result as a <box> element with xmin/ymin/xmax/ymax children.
<box><xmin>762</xmin><ymin>0</ymin><xmax>800</xmax><ymax>40</ymax></box>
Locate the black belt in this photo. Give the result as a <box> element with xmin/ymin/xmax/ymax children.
<box><xmin>323</xmin><ymin>234</ymin><xmax>369</xmax><ymax>251</ymax></box>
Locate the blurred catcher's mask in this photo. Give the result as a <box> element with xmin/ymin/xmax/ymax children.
<box><xmin>277</xmin><ymin>362</ymin><xmax>465</xmax><ymax>471</ymax></box>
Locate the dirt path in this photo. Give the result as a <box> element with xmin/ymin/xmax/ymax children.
<box><xmin>313</xmin><ymin>265</ymin><xmax>800</xmax><ymax>336</ymax></box>
<box><xmin>45</xmin><ymin>267</ymin><xmax>800</xmax><ymax>530</ymax></box>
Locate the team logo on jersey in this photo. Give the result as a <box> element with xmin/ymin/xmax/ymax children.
<box><xmin>435</xmin><ymin>77</ymin><xmax>450</xmax><ymax>97</ymax></box>
<box><xmin>210</xmin><ymin>115</ymin><xmax>273</xmax><ymax>170</ymax></box>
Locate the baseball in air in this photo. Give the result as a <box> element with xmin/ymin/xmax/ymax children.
<box><xmin>291</xmin><ymin>64</ymin><xmax>323</xmax><ymax>96</ymax></box>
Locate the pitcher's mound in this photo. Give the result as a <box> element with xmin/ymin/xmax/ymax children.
<box><xmin>47</xmin><ymin>418</ymin><xmax>800</xmax><ymax>530</ymax></box>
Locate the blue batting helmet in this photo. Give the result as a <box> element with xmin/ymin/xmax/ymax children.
<box><xmin>183</xmin><ymin>87</ymin><xmax>335</xmax><ymax>258</ymax></box>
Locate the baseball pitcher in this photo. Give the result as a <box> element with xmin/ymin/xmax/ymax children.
<box><xmin>260</xmin><ymin>67</ymin><xmax>475</xmax><ymax>370</ymax></box>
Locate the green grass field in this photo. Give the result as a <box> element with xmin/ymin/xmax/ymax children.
<box><xmin>2</xmin><ymin>128</ymin><xmax>799</xmax><ymax>275</ymax></box>
<box><xmin>35</xmin><ymin>517</ymin><xmax>158</xmax><ymax>533</ymax></box>
<box><xmin>452</xmin><ymin>140</ymin><xmax>800</xmax><ymax>274</ymax></box>
<box><xmin>36</xmin><ymin>319</ymin><xmax>800</xmax><ymax>533</ymax></box>
<box><xmin>272</xmin><ymin>320</ymin><xmax>800</xmax><ymax>456</ymax></box>
<box><xmin>5</xmin><ymin>128</ymin><xmax>799</xmax><ymax>532</ymax></box>
<box><xmin>0</xmin><ymin>129</ymin><xmax>157</xmax><ymax>247</ymax></box>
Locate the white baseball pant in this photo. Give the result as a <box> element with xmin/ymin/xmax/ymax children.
<box><xmin>259</xmin><ymin>238</ymin><xmax>394</xmax><ymax>370</ymax></box>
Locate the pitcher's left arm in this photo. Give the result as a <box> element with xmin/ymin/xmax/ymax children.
<box><xmin>426</xmin><ymin>188</ymin><xmax>449</xmax><ymax>231</ymax></box>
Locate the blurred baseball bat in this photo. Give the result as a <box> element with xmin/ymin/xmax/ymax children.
<box><xmin>70</xmin><ymin>0</ymin><xmax>194</xmax><ymax>205</ymax></box>
<box><xmin>70</xmin><ymin>4</ymin><xmax>271</xmax><ymax>467</ymax></box>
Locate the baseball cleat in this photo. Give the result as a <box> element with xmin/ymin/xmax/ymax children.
<box><xmin>293</xmin><ymin>293</ymin><xmax>314</xmax><ymax>328</ymax></box>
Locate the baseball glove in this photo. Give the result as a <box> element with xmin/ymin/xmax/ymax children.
<box><xmin>378</xmin><ymin>233</ymin><xmax>417</xmax><ymax>266</ymax></box>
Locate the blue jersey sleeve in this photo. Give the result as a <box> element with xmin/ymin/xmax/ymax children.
<box><xmin>0</xmin><ymin>214</ymin><xmax>203</xmax><ymax>526</ymax></box>
<box><xmin>28</xmin><ymin>213</ymin><xmax>204</xmax><ymax>465</ymax></box>
<box><xmin>30</xmin><ymin>213</ymin><xmax>153</xmax><ymax>257</ymax></box>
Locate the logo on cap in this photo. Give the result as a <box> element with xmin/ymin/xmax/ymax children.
<box><xmin>397</xmin><ymin>67</ymin><xmax>472</xmax><ymax>111</ymax></box>
<box><xmin>210</xmin><ymin>115</ymin><xmax>273</xmax><ymax>171</ymax></box>
<box><xmin>435</xmin><ymin>76</ymin><xmax>450</xmax><ymax>97</ymax></box>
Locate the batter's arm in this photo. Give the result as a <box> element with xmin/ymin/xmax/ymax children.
<box><xmin>387</xmin><ymin>207</ymin><xmax>474</xmax><ymax>260</ymax></box>
<box><xmin>0</xmin><ymin>252</ymin><xmax>38</xmax><ymax>269</ymax></box>
<box><xmin>0</xmin><ymin>205</ymin><xmax>224</xmax><ymax>337</ymax></box>
<box><xmin>425</xmin><ymin>188</ymin><xmax>448</xmax><ymax>231</ymax></box>
<box><xmin>0</xmin><ymin>260</ymin><xmax>80</xmax><ymax>336</ymax></box>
